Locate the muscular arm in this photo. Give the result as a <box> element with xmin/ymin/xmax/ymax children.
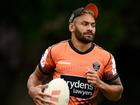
<box><xmin>27</xmin><ymin>65</ymin><xmax>47</xmax><ymax>91</ymax></box>
<box><xmin>99</xmin><ymin>77</ymin><xmax>123</xmax><ymax>101</ymax></box>
<box><xmin>87</xmin><ymin>71</ymin><xmax>123</xmax><ymax>101</ymax></box>
<box><xmin>27</xmin><ymin>65</ymin><xmax>54</xmax><ymax>105</ymax></box>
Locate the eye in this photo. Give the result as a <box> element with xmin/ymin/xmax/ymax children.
<box><xmin>82</xmin><ymin>22</ymin><xmax>89</xmax><ymax>26</ymax></box>
<box><xmin>91</xmin><ymin>23</ymin><xmax>96</xmax><ymax>27</ymax></box>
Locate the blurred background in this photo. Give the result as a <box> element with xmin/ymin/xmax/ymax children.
<box><xmin>0</xmin><ymin>0</ymin><xmax>139</xmax><ymax>105</ymax></box>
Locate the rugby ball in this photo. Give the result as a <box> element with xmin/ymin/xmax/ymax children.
<box><xmin>43</xmin><ymin>78</ymin><xmax>70</xmax><ymax>105</ymax></box>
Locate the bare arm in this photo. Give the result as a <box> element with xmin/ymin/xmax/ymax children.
<box><xmin>87</xmin><ymin>70</ymin><xmax>123</xmax><ymax>101</ymax></box>
<box><xmin>27</xmin><ymin>65</ymin><xmax>53</xmax><ymax>105</ymax></box>
<box><xmin>98</xmin><ymin>77</ymin><xmax>123</xmax><ymax>101</ymax></box>
<box><xmin>27</xmin><ymin>65</ymin><xmax>46</xmax><ymax>90</ymax></box>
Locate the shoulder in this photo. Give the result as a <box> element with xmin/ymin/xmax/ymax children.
<box><xmin>94</xmin><ymin>44</ymin><xmax>112</xmax><ymax>57</ymax></box>
<box><xmin>47</xmin><ymin>40</ymin><xmax>69</xmax><ymax>56</ymax></box>
<box><xmin>94</xmin><ymin>44</ymin><xmax>113</xmax><ymax>63</ymax></box>
<box><xmin>50</xmin><ymin>40</ymin><xmax>69</xmax><ymax>50</ymax></box>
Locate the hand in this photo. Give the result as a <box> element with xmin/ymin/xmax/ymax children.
<box><xmin>86</xmin><ymin>70</ymin><xmax>102</xmax><ymax>88</ymax></box>
<box><xmin>28</xmin><ymin>84</ymin><xmax>54</xmax><ymax>105</ymax></box>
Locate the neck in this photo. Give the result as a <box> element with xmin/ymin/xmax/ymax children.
<box><xmin>71</xmin><ymin>36</ymin><xmax>92</xmax><ymax>52</ymax></box>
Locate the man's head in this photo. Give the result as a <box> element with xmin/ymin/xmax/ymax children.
<box><xmin>69</xmin><ymin>3</ymin><xmax>98</xmax><ymax>44</ymax></box>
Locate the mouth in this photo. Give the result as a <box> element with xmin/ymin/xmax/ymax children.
<box><xmin>84</xmin><ymin>32</ymin><xmax>93</xmax><ymax>36</ymax></box>
<box><xmin>84</xmin><ymin>34</ymin><xmax>93</xmax><ymax>37</ymax></box>
<box><xmin>83</xmin><ymin>33</ymin><xmax>95</xmax><ymax>40</ymax></box>
<box><xmin>84</xmin><ymin>34</ymin><xmax>93</xmax><ymax>40</ymax></box>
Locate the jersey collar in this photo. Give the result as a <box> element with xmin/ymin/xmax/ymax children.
<box><xmin>68</xmin><ymin>39</ymin><xmax>95</xmax><ymax>54</ymax></box>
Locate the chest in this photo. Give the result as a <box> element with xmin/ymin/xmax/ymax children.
<box><xmin>54</xmin><ymin>53</ymin><xmax>104</xmax><ymax>77</ymax></box>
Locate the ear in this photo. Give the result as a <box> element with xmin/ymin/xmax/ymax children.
<box><xmin>69</xmin><ymin>23</ymin><xmax>75</xmax><ymax>32</ymax></box>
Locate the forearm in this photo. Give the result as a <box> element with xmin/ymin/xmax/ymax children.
<box><xmin>99</xmin><ymin>80</ymin><xmax>123</xmax><ymax>101</ymax></box>
<box><xmin>27</xmin><ymin>67</ymin><xmax>50</xmax><ymax>104</ymax></box>
<box><xmin>27</xmin><ymin>66</ymin><xmax>46</xmax><ymax>91</ymax></box>
<box><xmin>27</xmin><ymin>73</ymin><xmax>43</xmax><ymax>90</ymax></box>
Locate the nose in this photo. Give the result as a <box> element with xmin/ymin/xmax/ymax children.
<box><xmin>87</xmin><ymin>24</ymin><xmax>94</xmax><ymax>32</ymax></box>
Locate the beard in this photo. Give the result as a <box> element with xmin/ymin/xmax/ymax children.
<box><xmin>74</xmin><ymin>27</ymin><xmax>95</xmax><ymax>44</ymax></box>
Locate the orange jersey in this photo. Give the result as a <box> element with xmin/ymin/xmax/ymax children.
<box><xmin>39</xmin><ymin>40</ymin><xmax>119</xmax><ymax>105</ymax></box>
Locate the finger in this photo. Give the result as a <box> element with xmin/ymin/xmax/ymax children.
<box><xmin>87</xmin><ymin>70</ymin><xmax>97</xmax><ymax>74</ymax></box>
<box><xmin>36</xmin><ymin>100</ymin><xmax>44</xmax><ymax>105</ymax></box>
<box><xmin>87</xmin><ymin>80</ymin><xmax>96</xmax><ymax>87</ymax></box>
<box><xmin>36</xmin><ymin>95</ymin><xmax>57</xmax><ymax>105</ymax></box>
<box><xmin>87</xmin><ymin>74</ymin><xmax>99</xmax><ymax>80</ymax></box>
<box><xmin>87</xmin><ymin>77</ymin><xmax>96</xmax><ymax>82</ymax></box>
<box><xmin>86</xmin><ymin>73</ymin><xmax>97</xmax><ymax>78</ymax></box>
<box><xmin>87</xmin><ymin>76</ymin><xmax>98</xmax><ymax>82</ymax></box>
<box><xmin>39</xmin><ymin>92</ymin><xmax>52</xmax><ymax>97</ymax></box>
<box><xmin>40</xmin><ymin>97</ymin><xmax>56</xmax><ymax>105</ymax></box>
<box><xmin>39</xmin><ymin>84</ymin><xmax>48</xmax><ymax>89</ymax></box>
<box><xmin>87</xmin><ymin>75</ymin><xmax>99</xmax><ymax>85</ymax></box>
<box><xmin>87</xmin><ymin>78</ymin><xmax>98</xmax><ymax>84</ymax></box>
<box><xmin>87</xmin><ymin>80</ymin><xmax>93</xmax><ymax>84</ymax></box>
<box><xmin>44</xmin><ymin>100</ymin><xmax>56</xmax><ymax>105</ymax></box>
<box><xmin>36</xmin><ymin>95</ymin><xmax>51</xmax><ymax>103</ymax></box>
<box><xmin>36</xmin><ymin>101</ymin><xmax>44</xmax><ymax>105</ymax></box>
<box><xmin>87</xmin><ymin>76</ymin><xmax>93</xmax><ymax>80</ymax></box>
<box><xmin>38</xmin><ymin>95</ymin><xmax>58</xmax><ymax>105</ymax></box>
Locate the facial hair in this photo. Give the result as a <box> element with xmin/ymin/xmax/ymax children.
<box><xmin>74</xmin><ymin>27</ymin><xmax>95</xmax><ymax>44</ymax></box>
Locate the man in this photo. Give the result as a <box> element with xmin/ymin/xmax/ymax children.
<box><xmin>27</xmin><ymin>3</ymin><xmax>123</xmax><ymax>105</ymax></box>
